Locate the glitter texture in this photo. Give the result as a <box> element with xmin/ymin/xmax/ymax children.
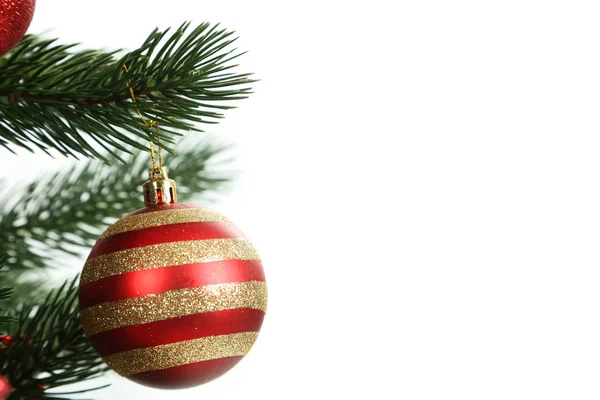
<box><xmin>81</xmin><ymin>238</ymin><xmax>260</xmax><ymax>285</ymax></box>
<box><xmin>80</xmin><ymin>281</ymin><xmax>268</xmax><ymax>336</ymax></box>
<box><xmin>98</xmin><ymin>208</ymin><xmax>230</xmax><ymax>240</ymax></box>
<box><xmin>0</xmin><ymin>0</ymin><xmax>36</xmax><ymax>55</ymax></box>
<box><xmin>103</xmin><ymin>332</ymin><xmax>259</xmax><ymax>376</ymax></box>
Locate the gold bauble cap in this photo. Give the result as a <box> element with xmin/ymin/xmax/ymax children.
<box><xmin>142</xmin><ymin>167</ymin><xmax>178</xmax><ymax>205</ymax></box>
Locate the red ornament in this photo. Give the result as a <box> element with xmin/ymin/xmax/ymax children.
<box><xmin>79</xmin><ymin>168</ymin><xmax>267</xmax><ymax>389</ymax></box>
<box><xmin>0</xmin><ymin>335</ymin><xmax>12</xmax><ymax>347</ymax></box>
<box><xmin>0</xmin><ymin>0</ymin><xmax>36</xmax><ymax>56</ymax></box>
<box><xmin>0</xmin><ymin>375</ymin><xmax>12</xmax><ymax>400</ymax></box>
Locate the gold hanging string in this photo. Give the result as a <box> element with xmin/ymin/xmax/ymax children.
<box><xmin>123</xmin><ymin>64</ymin><xmax>163</xmax><ymax>175</ymax></box>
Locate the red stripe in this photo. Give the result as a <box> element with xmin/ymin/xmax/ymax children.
<box><xmin>90</xmin><ymin>308</ymin><xmax>265</xmax><ymax>356</ymax></box>
<box><xmin>79</xmin><ymin>259</ymin><xmax>265</xmax><ymax>309</ymax></box>
<box><xmin>88</xmin><ymin>221</ymin><xmax>243</xmax><ymax>259</ymax></box>
<box><xmin>128</xmin><ymin>356</ymin><xmax>244</xmax><ymax>389</ymax></box>
<box><xmin>128</xmin><ymin>203</ymin><xmax>200</xmax><ymax>216</ymax></box>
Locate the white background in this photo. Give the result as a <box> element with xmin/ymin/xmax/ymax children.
<box><xmin>2</xmin><ymin>0</ymin><xmax>600</xmax><ymax>399</ymax></box>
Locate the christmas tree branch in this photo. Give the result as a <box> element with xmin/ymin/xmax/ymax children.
<box><xmin>0</xmin><ymin>259</ymin><xmax>17</xmax><ymax>331</ymax></box>
<box><xmin>0</xmin><ymin>291</ymin><xmax>15</xmax><ymax>329</ymax></box>
<box><xmin>0</xmin><ymin>277</ymin><xmax>107</xmax><ymax>399</ymax></box>
<box><xmin>0</xmin><ymin>141</ymin><xmax>231</xmax><ymax>287</ymax></box>
<box><xmin>0</xmin><ymin>262</ymin><xmax>17</xmax><ymax>332</ymax></box>
<box><xmin>0</xmin><ymin>22</ymin><xmax>253</xmax><ymax>160</ymax></box>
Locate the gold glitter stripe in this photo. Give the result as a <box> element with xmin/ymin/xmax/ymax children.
<box><xmin>81</xmin><ymin>238</ymin><xmax>260</xmax><ymax>285</ymax></box>
<box><xmin>103</xmin><ymin>332</ymin><xmax>259</xmax><ymax>376</ymax></box>
<box><xmin>80</xmin><ymin>281</ymin><xmax>268</xmax><ymax>336</ymax></box>
<box><xmin>98</xmin><ymin>208</ymin><xmax>230</xmax><ymax>239</ymax></box>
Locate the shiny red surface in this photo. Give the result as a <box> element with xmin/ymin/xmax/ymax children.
<box><xmin>88</xmin><ymin>221</ymin><xmax>243</xmax><ymax>259</ymax></box>
<box><xmin>129</xmin><ymin>356</ymin><xmax>244</xmax><ymax>389</ymax></box>
<box><xmin>0</xmin><ymin>335</ymin><xmax>12</xmax><ymax>347</ymax></box>
<box><xmin>79</xmin><ymin>259</ymin><xmax>265</xmax><ymax>309</ymax></box>
<box><xmin>0</xmin><ymin>373</ymin><xmax>11</xmax><ymax>399</ymax></box>
<box><xmin>90</xmin><ymin>308</ymin><xmax>265</xmax><ymax>356</ymax></box>
<box><xmin>0</xmin><ymin>0</ymin><xmax>35</xmax><ymax>56</ymax></box>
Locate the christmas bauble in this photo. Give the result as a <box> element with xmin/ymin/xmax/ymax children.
<box><xmin>0</xmin><ymin>335</ymin><xmax>12</xmax><ymax>347</ymax></box>
<box><xmin>0</xmin><ymin>374</ymin><xmax>12</xmax><ymax>400</ymax></box>
<box><xmin>0</xmin><ymin>0</ymin><xmax>36</xmax><ymax>56</ymax></box>
<box><xmin>78</xmin><ymin>168</ymin><xmax>267</xmax><ymax>389</ymax></box>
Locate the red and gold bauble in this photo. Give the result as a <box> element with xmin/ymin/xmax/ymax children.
<box><xmin>0</xmin><ymin>374</ymin><xmax>12</xmax><ymax>400</ymax></box>
<box><xmin>79</xmin><ymin>168</ymin><xmax>267</xmax><ymax>389</ymax></box>
<box><xmin>0</xmin><ymin>0</ymin><xmax>36</xmax><ymax>56</ymax></box>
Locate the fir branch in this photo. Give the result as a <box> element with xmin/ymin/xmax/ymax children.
<box><xmin>0</xmin><ymin>141</ymin><xmax>230</xmax><ymax>284</ymax></box>
<box><xmin>0</xmin><ymin>288</ymin><xmax>12</xmax><ymax>302</ymax></box>
<box><xmin>0</xmin><ymin>291</ymin><xmax>17</xmax><ymax>328</ymax></box>
<box><xmin>0</xmin><ymin>22</ymin><xmax>254</xmax><ymax>160</ymax></box>
<box><xmin>0</xmin><ymin>278</ymin><xmax>107</xmax><ymax>399</ymax></box>
<box><xmin>0</xmin><ymin>259</ymin><xmax>17</xmax><ymax>330</ymax></box>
